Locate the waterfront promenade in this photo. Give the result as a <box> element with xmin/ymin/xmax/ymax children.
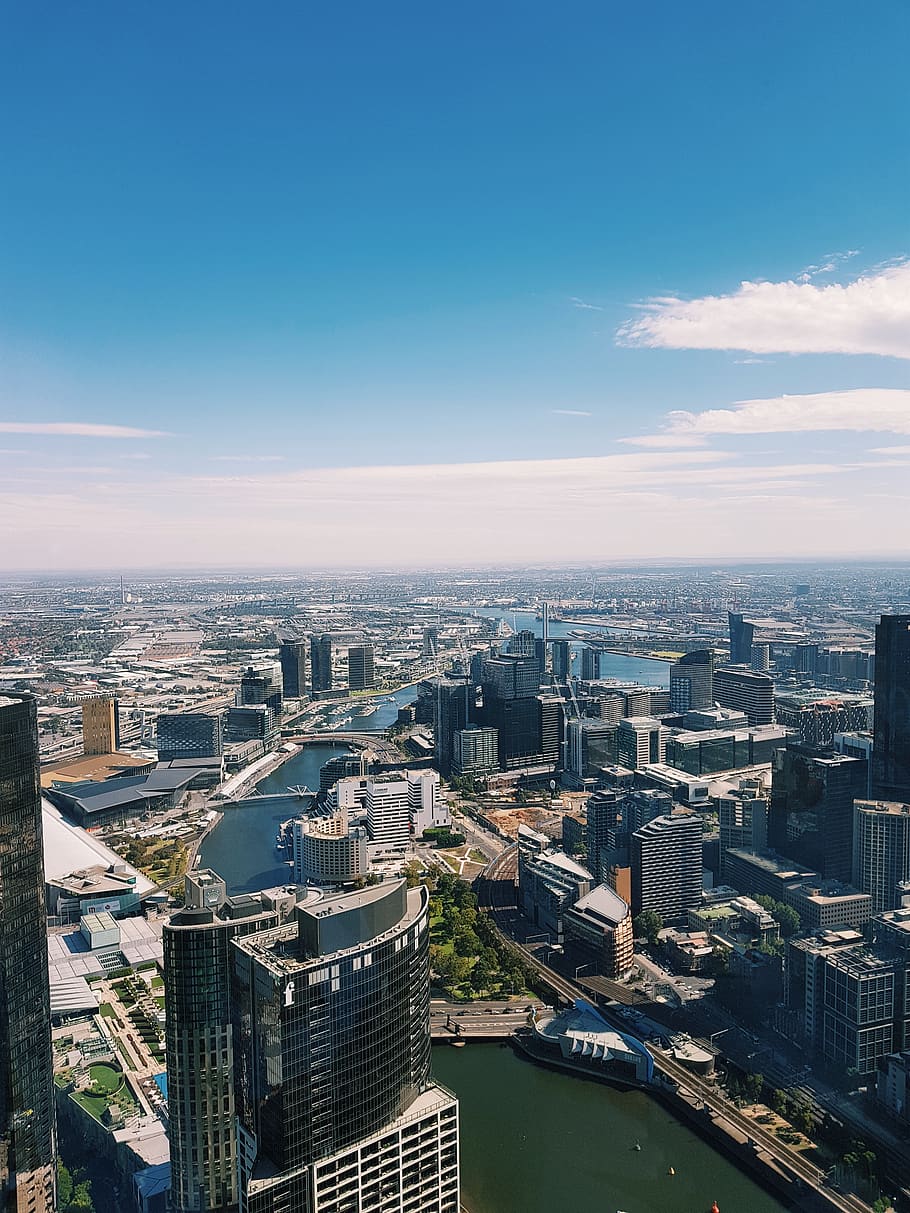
<box><xmin>477</xmin><ymin>846</ymin><xmax>875</xmax><ymax>1213</ymax></box>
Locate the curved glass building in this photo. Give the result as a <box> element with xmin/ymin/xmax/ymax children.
<box><xmin>232</xmin><ymin>879</ymin><xmax>458</xmax><ymax>1213</ymax></box>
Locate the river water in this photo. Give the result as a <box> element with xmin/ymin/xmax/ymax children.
<box><xmin>464</xmin><ymin>607</ymin><xmax>671</xmax><ymax>687</ymax></box>
<box><xmin>434</xmin><ymin>1043</ymin><xmax>789</xmax><ymax>1213</ymax></box>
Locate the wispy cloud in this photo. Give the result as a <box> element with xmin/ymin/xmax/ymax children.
<box><xmin>570</xmin><ymin>297</ymin><xmax>604</xmax><ymax>312</ymax></box>
<box><xmin>209</xmin><ymin>454</ymin><xmax>287</xmax><ymax>463</ymax></box>
<box><xmin>0</xmin><ymin>422</ymin><xmax>173</xmax><ymax>439</ymax></box>
<box><xmin>0</xmin><ymin>448</ymin><xmax>27</xmax><ymax>455</ymax></box>
<box><xmin>551</xmin><ymin>409</ymin><xmax>592</xmax><ymax>417</ymax></box>
<box><xmin>617</xmin><ymin>259</ymin><xmax>910</xmax><ymax>358</ymax></box>
<box><xmin>797</xmin><ymin>249</ymin><xmax>860</xmax><ymax>282</ymax></box>
<box><xmin>733</xmin><ymin>357</ymin><xmax>771</xmax><ymax>365</ymax></box>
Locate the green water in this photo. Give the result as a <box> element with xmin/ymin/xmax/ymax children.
<box><xmin>433</xmin><ymin>1043</ymin><xmax>789</xmax><ymax>1213</ymax></box>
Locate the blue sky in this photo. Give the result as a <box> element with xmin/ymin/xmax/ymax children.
<box><xmin>2</xmin><ymin>2</ymin><xmax>909</xmax><ymax>567</ymax></box>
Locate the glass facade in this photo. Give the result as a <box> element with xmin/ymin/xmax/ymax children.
<box><xmin>164</xmin><ymin>893</ymin><xmax>280</xmax><ymax>1213</ymax></box>
<box><xmin>232</xmin><ymin>882</ymin><xmax>458</xmax><ymax>1212</ymax></box>
<box><xmin>0</xmin><ymin>695</ymin><xmax>57</xmax><ymax>1213</ymax></box>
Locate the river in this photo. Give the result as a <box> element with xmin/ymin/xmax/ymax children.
<box><xmin>463</xmin><ymin>607</ymin><xmax>671</xmax><ymax>687</ymax></box>
<box><xmin>433</xmin><ymin>1043</ymin><xmax>789</xmax><ymax>1213</ymax></box>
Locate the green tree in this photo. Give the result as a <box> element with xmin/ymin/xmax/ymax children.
<box><xmin>744</xmin><ymin>1071</ymin><xmax>764</xmax><ymax>1103</ymax></box>
<box><xmin>633</xmin><ymin>910</ymin><xmax>663</xmax><ymax>945</ymax></box>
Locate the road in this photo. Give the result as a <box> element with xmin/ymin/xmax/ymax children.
<box><xmin>430</xmin><ymin>999</ymin><xmax>543</xmax><ymax>1039</ymax></box>
<box><xmin>476</xmin><ymin>848</ymin><xmax>873</xmax><ymax>1213</ymax></box>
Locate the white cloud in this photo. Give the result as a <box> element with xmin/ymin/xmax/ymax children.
<box><xmin>0</xmin><ymin>422</ymin><xmax>173</xmax><ymax>438</ymax></box>
<box><xmin>617</xmin><ymin>259</ymin><xmax>910</xmax><ymax>358</ymax></box>
<box><xmin>570</xmin><ymin>297</ymin><xmax>604</xmax><ymax>311</ymax></box>
<box><xmin>664</xmin><ymin>388</ymin><xmax>910</xmax><ymax>438</ymax></box>
<box><xmin>551</xmin><ymin>409</ymin><xmax>592</xmax><ymax>417</ymax></box>
<box><xmin>618</xmin><ymin>433</ymin><xmax>708</xmax><ymax>449</ymax></box>
<box><xmin>868</xmin><ymin>445</ymin><xmax>910</xmax><ymax>455</ymax></box>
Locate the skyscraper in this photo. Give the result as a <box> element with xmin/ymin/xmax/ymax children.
<box><xmin>348</xmin><ymin>644</ymin><xmax>376</xmax><ymax>691</ymax></box>
<box><xmin>310</xmin><ymin>634</ymin><xmax>334</xmax><ymax>693</ymax></box>
<box><xmin>0</xmin><ymin>695</ymin><xmax>57</xmax><ymax>1212</ymax></box>
<box><xmin>580</xmin><ymin>646</ymin><xmax>601</xmax><ymax>682</ymax></box>
<box><xmin>551</xmin><ymin>640</ymin><xmax>571</xmax><ymax>683</ymax></box>
<box><xmin>714</xmin><ymin>665</ymin><xmax>775</xmax><ymax>725</ymax></box>
<box><xmin>728</xmin><ymin>612</ymin><xmax>755</xmax><ymax>665</ymax></box>
<box><xmin>668</xmin><ymin>649</ymin><xmax>714</xmax><ymax>713</ymax></box>
<box><xmin>769</xmin><ymin>744</ymin><xmax>868</xmax><ymax>882</ymax></box>
<box><xmin>853</xmin><ymin>800</ymin><xmax>910</xmax><ymax>914</ymax></box>
<box><xmin>872</xmin><ymin>614</ymin><xmax>910</xmax><ymax>801</ymax></box>
<box><xmin>232</xmin><ymin>880</ymin><xmax>459</xmax><ymax>1213</ymax></box>
<box><xmin>279</xmin><ymin>638</ymin><xmax>308</xmax><ymax>699</ymax></box>
<box><xmin>431</xmin><ymin>675</ymin><xmax>471</xmax><ymax>776</ymax></box>
<box><xmin>163</xmin><ymin>871</ymin><xmax>287</xmax><ymax>1213</ymax></box>
<box><xmin>81</xmin><ymin>694</ymin><xmax>120</xmax><ymax>755</ymax></box>
<box><xmin>631</xmin><ymin>812</ymin><xmax>703</xmax><ymax>925</ymax></box>
<box><xmin>239</xmin><ymin>664</ymin><xmax>282</xmax><ymax>725</ymax></box>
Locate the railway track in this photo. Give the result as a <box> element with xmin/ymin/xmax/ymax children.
<box><xmin>476</xmin><ymin>847</ymin><xmax>872</xmax><ymax>1213</ymax></box>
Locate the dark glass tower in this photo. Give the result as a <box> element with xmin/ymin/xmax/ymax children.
<box><xmin>0</xmin><ymin>695</ymin><xmax>57</xmax><ymax>1212</ymax></box>
<box><xmin>669</xmin><ymin>648</ymin><xmax>714</xmax><ymax>713</ymax></box>
<box><xmin>310</xmin><ymin>634</ymin><xmax>333</xmax><ymax>693</ymax></box>
<box><xmin>728</xmin><ymin>611</ymin><xmax>755</xmax><ymax>665</ymax></box>
<box><xmin>278</xmin><ymin>639</ymin><xmax>307</xmax><ymax>699</ymax></box>
<box><xmin>873</xmin><ymin>614</ymin><xmax>910</xmax><ymax>801</ymax></box>
<box><xmin>232</xmin><ymin>881</ymin><xmax>458</xmax><ymax>1213</ymax></box>
<box><xmin>347</xmin><ymin>644</ymin><xmax>375</xmax><ymax>692</ymax></box>
<box><xmin>769</xmin><ymin>743</ymin><xmax>868</xmax><ymax>882</ymax></box>
<box><xmin>163</xmin><ymin>871</ymin><xmax>286</xmax><ymax>1213</ymax></box>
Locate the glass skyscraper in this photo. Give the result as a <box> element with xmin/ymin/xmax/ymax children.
<box><xmin>0</xmin><ymin>694</ymin><xmax>57</xmax><ymax>1213</ymax></box>
<box><xmin>872</xmin><ymin>614</ymin><xmax>910</xmax><ymax>802</ymax></box>
<box><xmin>231</xmin><ymin>880</ymin><xmax>459</xmax><ymax>1213</ymax></box>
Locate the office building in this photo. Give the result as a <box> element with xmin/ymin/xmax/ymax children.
<box><xmin>452</xmin><ymin>725</ymin><xmax>498</xmax><ymax>776</ymax></box>
<box><xmin>566</xmin><ymin>719</ymin><xmax>618</xmax><ymax>780</ymax></box>
<box><xmin>479</xmin><ymin>654</ymin><xmax>540</xmax><ymax>700</ymax></box>
<box><xmin>769</xmin><ymin>744</ymin><xmax>868</xmax><ymax>882</ymax></box>
<box><xmin>0</xmin><ymin>695</ymin><xmax>57</xmax><ymax>1212</ymax></box>
<box><xmin>750</xmin><ymin>643</ymin><xmax>771</xmax><ymax>672</ymax></box>
<box><xmin>517</xmin><ymin>826</ymin><xmax>593</xmax><ymax>944</ymax></box>
<box><xmin>775</xmin><ymin>693</ymin><xmax>872</xmax><ymax>748</ymax></box>
<box><xmin>616</xmin><ymin>716</ymin><xmax>667</xmax><ymax>770</ymax></box>
<box><xmin>422</xmin><ymin>627</ymin><xmax>439</xmax><ymax>658</ymax></box>
<box><xmin>365</xmin><ymin>775</ymin><xmax>411</xmax><ymax>850</ymax></box>
<box><xmin>714</xmin><ymin>665</ymin><xmax>775</xmax><ymax>725</ymax></box>
<box><xmin>538</xmin><ymin>695</ymin><xmax>564</xmax><ymax>765</ymax></box>
<box><xmin>310</xmin><ymin>634</ymin><xmax>334</xmax><ymax>693</ymax></box>
<box><xmin>728</xmin><ymin>612</ymin><xmax>755</xmax><ymax>665</ymax></box>
<box><xmin>586</xmin><ymin>790</ymin><xmax>624</xmax><ymax>883</ymax></box>
<box><xmin>794</xmin><ymin>643</ymin><xmax>819</xmax><ymax>678</ymax></box>
<box><xmin>667</xmin><ymin>724</ymin><xmax>789</xmax><ymax>776</ymax></box>
<box><xmin>873</xmin><ymin>615</ymin><xmax>910</xmax><ymax>801</ymax></box>
<box><xmin>580</xmin><ymin>647</ymin><xmax>601</xmax><ymax>682</ymax></box>
<box><xmin>669</xmin><ymin>649</ymin><xmax>714</xmax><ymax>713</ymax></box>
<box><xmin>551</xmin><ymin>640</ymin><xmax>571</xmax><ymax>683</ymax></box>
<box><xmin>506</xmin><ymin>629</ymin><xmax>537</xmax><ymax>659</ymax></box>
<box><xmin>224</xmin><ymin>704</ymin><xmax>273</xmax><ymax>744</ymax></box>
<box><xmin>163</xmin><ymin>871</ymin><xmax>289</xmax><ymax>1213</ymax></box>
<box><xmin>430</xmin><ymin>675</ymin><xmax>471</xmax><ymax>776</ymax></box>
<box><xmin>157</xmin><ymin>712</ymin><xmax>223</xmax><ymax>762</ymax></box>
<box><xmin>407</xmin><ymin>769</ymin><xmax>447</xmax><ymax>835</ymax></box>
<box><xmin>853</xmin><ymin>800</ymin><xmax>910</xmax><ymax>913</ymax></box>
<box><xmin>348</xmin><ymin>644</ymin><xmax>376</xmax><ymax>692</ymax></box>
<box><xmin>82</xmin><ymin>694</ymin><xmax>120</xmax><ymax>755</ymax></box>
<box><xmin>232</xmin><ymin>880</ymin><xmax>459</xmax><ymax>1213</ymax></box>
<box><xmin>279</xmin><ymin>638</ymin><xmax>308</xmax><ymax>698</ymax></box>
<box><xmin>631</xmin><ymin>813</ymin><xmax>703</xmax><ymax>925</ymax></box>
<box><xmin>717</xmin><ymin>777</ymin><xmax>769</xmax><ymax>871</ymax></box>
<box><xmin>240</xmin><ymin>663</ymin><xmax>282</xmax><ymax>716</ymax></box>
<box><xmin>292</xmin><ymin>813</ymin><xmax>369</xmax><ymax>886</ymax></box>
<box><xmin>563</xmin><ymin>884</ymin><xmax>634</xmax><ymax>979</ymax></box>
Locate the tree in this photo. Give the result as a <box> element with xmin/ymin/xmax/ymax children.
<box><xmin>754</xmin><ymin>895</ymin><xmax>800</xmax><ymax>937</ymax></box>
<box><xmin>744</xmin><ymin>1071</ymin><xmax>764</xmax><ymax>1103</ymax></box>
<box><xmin>633</xmin><ymin>910</ymin><xmax>663</xmax><ymax>945</ymax></box>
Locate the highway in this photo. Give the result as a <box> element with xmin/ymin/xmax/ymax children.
<box><xmin>476</xmin><ymin>847</ymin><xmax>873</xmax><ymax>1213</ymax></box>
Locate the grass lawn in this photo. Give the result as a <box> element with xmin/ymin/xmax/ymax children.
<box><xmin>98</xmin><ymin>1003</ymin><xmax>116</xmax><ymax>1018</ymax></box>
<box><xmin>72</xmin><ymin>1091</ymin><xmax>109</xmax><ymax>1122</ymax></box>
<box><xmin>89</xmin><ymin>1064</ymin><xmax>122</xmax><ymax>1093</ymax></box>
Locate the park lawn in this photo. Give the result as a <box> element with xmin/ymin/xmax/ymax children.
<box><xmin>98</xmin><ymin>1003</ymin><xmax>116</xmax><ymax>1018</ymax></box>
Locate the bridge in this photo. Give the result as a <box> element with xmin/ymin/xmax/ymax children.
<box><xmin>283</xmin><ymin>732</ymin><xmax>404</xmax><ymax>762</ymax></box>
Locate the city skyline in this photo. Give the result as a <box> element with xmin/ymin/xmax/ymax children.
<box><xmin>3</xmin><ymin>4</ymin><xmax>910</xmax><ymax>568</ymax></box>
